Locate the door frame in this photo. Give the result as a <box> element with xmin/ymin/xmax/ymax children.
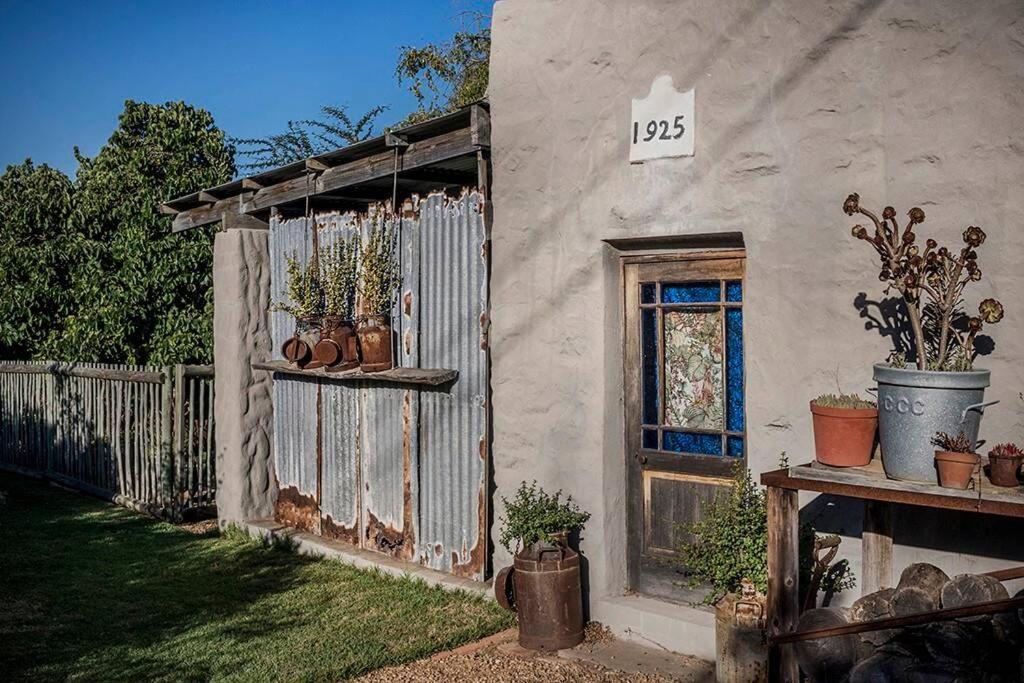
<box><xmin>621</xmin><ymin>249</ymin><xmax>747</xmax><ymax>589</ymax></box>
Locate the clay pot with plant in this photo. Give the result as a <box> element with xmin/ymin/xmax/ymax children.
<box><xmin>810</xmin><ymin>393</ymin><xmax>878</xmax><ymax>468</ymax></box>
<box><xmin>986</xmin><ymin>443</ymin><xmax>1023</xmax><ymax>488</ymax></box>
<box><xmin>356</xmin><ymin>218</ymin><xmax>401</xmax><ymax>373</ymax></box>
<box><xmin>845</xmin><ymin>194</ymin><xmax>1004</xmax><ymax>483</ymax></box>
<box><xmin>494</xmin><ymin>481</ymin><xmax>591</xmax><ymax>652</ymax></box>
<box><xmin>273</xmin><ymin>252</ymin><xmax>324</xmax><ymax>368</ymax></box>
<box><xmin>314</xmin><ymin>239</ymin><xmax>361</xmax><ymax>372</ymax></box>
<box><xmin>932</xmin><ymin>431</ymin><xmax>980</xmax><ymax>490</ymax></box>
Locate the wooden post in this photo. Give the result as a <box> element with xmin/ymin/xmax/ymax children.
<box><xmin>862</xmin><ymin>500</ymin><xmax>894</xmax><ymax>594</ymax></box>
<box><xmin>767</xmin><ymin>486</ymin><xmax>800</xmax><ymax>683</ymax></box>
<box><xmin>160</xmin><ymin>365</ymin><xmax>174</xmax><ymax>516</ymax></box>
<box><xmin>172</xmin><ymin>364</ymin><xmax>186</xmax><ymax>512</ymax></box>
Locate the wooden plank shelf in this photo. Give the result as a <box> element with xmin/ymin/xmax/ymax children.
<box><xmin>251</xmin><ymin>360</ymin><xmax>458</xmax><ymax>387</ymax></box>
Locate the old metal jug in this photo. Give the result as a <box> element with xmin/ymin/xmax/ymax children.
<box><xmin>495</xmin><ymin>545</ymin><xmax>584</xmax><ymax>651</ymax></box>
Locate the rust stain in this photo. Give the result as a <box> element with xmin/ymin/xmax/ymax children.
<box><xmin>400</xmin><ymin>390</ymin><xmax>416</xmax><ymax>561</ymax></box>
<box><xmin>404</xmin><ymin>329</ymin><xmax>412</xmax><ymax>355</ymax></box>
<box><xmin>479</xmin><ymin>311</ymin><xmax>490</xmax><ymax>350</ymax></box>
<box><xmin>479</xmin><ymin>436</ymin><xmax>487</xmax><ymax>461</ymax></box>
<box><xmin>366</xmin><ymin>509</ymin><xmax>406</xmax><ymax>554</ymax></box>
<box><xmin>403</xmin><ymin>291</ymin><xmax>413</xmax><ymax>317</ymax></box>
<box><xmin>275</xmin><ymin>486</ymin><xmax>319</xmax><ymax>533</ymax></box>
<box><xmin>321</xmin><ymin>513</ymin><xmax>360</xmax><ymax>545</ymax></box>
<box><xmin>450</xmin><ymin>483</ymin><xmax>486</xmax><ymax>579</ymax></box>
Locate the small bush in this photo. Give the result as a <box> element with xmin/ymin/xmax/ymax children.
<box><xmin>498</xmin><ymin>481</ymin><xmax>590</xmax><ymax>554</ymax></box>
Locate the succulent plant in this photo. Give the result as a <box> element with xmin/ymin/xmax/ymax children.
<box><xmin>812</xmin><ymin>393</ymin><xmax>876</xmax><ymax>409</ymax></box>
<box><xmin>844</xmin><ymin>194</ymin><xmax>1004</xmax><ymax>371</ymax></box>
<box><xmin>989</xmin><ymin>443</ymin><xmax>1024</xmax><ymax>459</ymax></box>
<box><xmin>932</xmin><ymin>431</ymin><xmax>975</xmax><ymax>454</ymax></box>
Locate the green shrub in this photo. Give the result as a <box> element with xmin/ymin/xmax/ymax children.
<box><xmin>498</xmin><ymin>481</ymin><xmax>590</xmax><ymax>554</ymax></box>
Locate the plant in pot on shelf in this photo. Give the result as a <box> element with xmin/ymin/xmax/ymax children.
<box><xmin>356</xmin><ymin>217</ymin><xmax>401</xmax><ymax>373</ymax></box>
<box><xmin>845</xmin><ymin>193</ymin><xmax>1004</xmax><ymax>483</ymax></box>
<box><xmin>494</xmin><ymin>481</ymin><xmax>590</xmax><ymax>652</ymax></box>
<box><xmin>314</xmin><ymin>238</ymin><xmax>361</xmax><ymax>372</ymax></box>
<box><xmin>986</xmin><ymin>443</ymin><xmax>1023</xmax><ymax>488</ymax></box>
<box><xmin>273</xmin><ymin>252</ymin><xmax>324</xmax><ymax>367</ymax></box>
<box><xmin>810</xmin><ymin>393</ymin><xmax>878</xmax><ymax>468</ymax></box>
<box><xmin>679</xmin><ymin>464</ymin><xmax>855</xmax><ymax>683</ymax></box>
<box><xmin>932</xmin><ymin>431</ymin><xmax>980</xmax><ymax>490</ymax></box>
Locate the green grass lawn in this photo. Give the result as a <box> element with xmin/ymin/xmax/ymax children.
<box><xmin>0</xmin><ymin>472</ymin><xmax>513</xmax><ymax>682</ymax></box>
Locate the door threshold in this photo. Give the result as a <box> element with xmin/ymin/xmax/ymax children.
<box><xmin>635</xmin><ymin>557</ymin><xmax>715</xmax><ymax>609</ymax></box>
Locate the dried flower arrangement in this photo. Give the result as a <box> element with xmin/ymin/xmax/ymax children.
<box><xmin>272</xmin><ymin>252</ymin><xmax>324</xmax><ymax>319</ymax></box>
<box><xmin>844</xmin><ymin>194</ymin><xmax>1004</xmax><ymax>371</ymax></box>
<box><xmin>931</xmin><ymin>431</ymin><xmax>975</xmax><ymax>454</ymax></box>
<box><xmin>320</xmin><ymin>238</ymin><xmax>360</xmax><ymax>320</ymax></box>
<box><xmin>358</xmin><ymin>217</ymin><xmax>401</xmax><ymax>316</ymax></box>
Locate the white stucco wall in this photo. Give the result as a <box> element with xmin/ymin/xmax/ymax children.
<box><xmin>488</xmin><ymin>0</ymin><xmax>1024</xmax><ymax>620</ymax></box>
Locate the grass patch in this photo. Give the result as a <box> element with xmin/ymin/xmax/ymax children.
<box><xmin>0</xmin><ymin>472</ymin><xmax>513</xmax><ymax>682</ymax></box>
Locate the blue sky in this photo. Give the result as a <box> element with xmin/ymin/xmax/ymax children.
<box><xmin>0</xmin><ymin>1</ymin><xmax>492</xmax><ymax>176</ymax></box>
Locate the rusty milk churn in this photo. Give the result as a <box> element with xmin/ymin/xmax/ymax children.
<box><xmin>281</xmin><ymin>316</ymin><xmax>321</xmax><ymax>368</ymax></box>
<box><xmin>715</xmin><ymin>579</ymin><xmax>768</xmax><ymax>683</ymax></box>
<box><xmin>495</xmin><ymin>545</ymin><xmax>585</xmax><ymax>651</ymax></box>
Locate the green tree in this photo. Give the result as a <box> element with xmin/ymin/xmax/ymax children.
<box><xmin>395</xmin><ymin>16</ymin><xmax>490</xmax><ymax>125</ymax></box>
<box><xmin>40</xmin><ymin>100</ymin><xmax>235</xmax><ymax>365</ymax></box>
<box><xmin>0</xmin><ymin>161</ymin><xmax>74</xmax><ymax>359</ymax></box>
<box><xmin>234</xmin><ymin>104</ymin><xmax>387</xmax><ymax>172</ymax></box>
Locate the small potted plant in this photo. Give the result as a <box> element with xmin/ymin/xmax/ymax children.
<box><xmin>810</xmin><ymin>393</ymin><xmax>878</xmax><ymax>467</ymax></box>
<box><xmin>356</xmin><ymin>218</ymin><xmax>401</xmax><ymax>373</ymax></box>
<box><xmin>932</xmin><ymin>431</ymin><xmax>979</xmax><ymax>490</ymax></box>
<box><xmin>314</xmin><ymin>239</ymin><xmax>361</xmax><ymax>372</ymax></box>
<box><xmin>844</xmin><ymin>194</ymin><xmax>1004</xmax><ymax>483</ymax></box>
<box><xmin>273</xmin><ymin>252</ymin><xmax>324</xmax><ymax>367</ymax></box>
<box><xmin>986</xmin><ymin>443</ymin><xmax>1023</xmax><ymax>488</ymax></box>
<box><xmin>495</xmin><ymin>481</ymin><xmax>590</xmax><ymax>651</ymax></box>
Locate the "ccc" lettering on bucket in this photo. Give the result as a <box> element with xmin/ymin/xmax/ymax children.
<box><xmin>882</xmin><ymin>395</ymin><xmax>925</xmax><ymax>415</ymax></box>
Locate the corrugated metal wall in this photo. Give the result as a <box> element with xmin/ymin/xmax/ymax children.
<box><xmin>267</xmin><ymin>192</ymin><xmax>489</xmax><ymax>579</ymax></box>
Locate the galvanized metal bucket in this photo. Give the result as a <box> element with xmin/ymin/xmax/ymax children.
<box><xmin>873</xmin><ymin>363</ymin><xmax>996</xmax><ymax>483</ymax></box>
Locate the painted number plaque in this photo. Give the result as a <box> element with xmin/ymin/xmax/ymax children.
<box><xmin>630</xmin><ymin>75</ymin><xmax>694</xmax><ymax>163</ymax></box>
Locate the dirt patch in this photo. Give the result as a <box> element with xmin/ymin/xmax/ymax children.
<box><xmin>178</xmin><ymin>519</ymin><xmax>218</xmax><ymax>535</ymax></box>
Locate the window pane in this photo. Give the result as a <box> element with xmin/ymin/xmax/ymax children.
<box><xmin>641</xmin><ymin>283</ymin><xmax>656</xmax><ymax>304</ymax></box>
<box><xmin>661</xmin><ymin>282</ymin><xmax>720</xmax><ymax>303</ymax></box>
<box><xmin>642</xmin><ymin>309</ymin><xmax>659</xmax><ymax>424</ymax></box>
<box><xmin>727</xmin><ymin>435</ymin><xmax>744</xmax><ymax>457</ymax></box>
<box><xmin>663</xmin><ymin>431</ymin><xmax>723</xmax><ymax>455</ymax></box>
<box><xmin>643</xmin><ymin>428</ymin><xmax>658</xmax><ymax>450</ymax></box>
<box><xmin>726</xmin><ymin>308</ymin><xmax>744</xmax><ymax>431</ymax></box>
<box><xmin>664</xmin><ymin>309</ymin><xmax>724</xmax><ymax>429</ymax></box>
<box><xmin>725</xmin><ymin>281</ymin><xmax>743</xmax><ymax>302</ymax></box>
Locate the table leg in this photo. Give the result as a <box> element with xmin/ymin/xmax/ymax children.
<box><xmin>767</xmin><ymin>486</ymin><xmax>799</xmax><ymax>682</ymax></box>
<box><xmin>862</xmin><ymin>500</ymin><xmax>893</xmax><ymax>594</ymax></box>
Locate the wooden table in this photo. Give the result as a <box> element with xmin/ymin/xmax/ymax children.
<box><xmin>761</xmin><ymin>460</ymin><xmax>1024</xmax><ymax>682</ymax></box>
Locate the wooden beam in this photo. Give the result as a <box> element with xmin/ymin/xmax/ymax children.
<box><xmin>399</xmin><ymin>167</ymin><xmax>478</xmax><ymax>186</ymax></box>
<box><xmin>471</xmin><ymin>104</ymin><xmax>490</xmax><ymax>148</ymax></box>
<box><xmin>171</xmin><ymin>195</ymin><xmax>240</xmax><ymax>232</ymax></box>
<box><xmin>305</xmin><ymin>159</ymin><xmax>330</xmax><ymax>173</ymax></box>
<box><xmin>767</xmin><ymin>486</ymin><xmax>800</xmax><ymax>683</ymax></box>
<box><xmin>241</xmin><ymin>178</ymin><xmax>263</xmax><ymax>190</ymax></box>
<box><xmin>862</xmin><ymin>501</ymin><xmax>893</xmax><ymax>593</ymax></box>
<box><xmin>158</xmin><ymin>204</ymin><xmax>180</xmax><ymax>216</ymax></box>
<box><xmin>240</xmin><ymin>126</ymin><xmax>478</xmax><ymax>214</ymax></box>
<box><xmin>198</xmin><ymin>191</ymin><xmax>219</xmax><ymax>204</ymax></box>
<box><xmin>385</xmin><ymin>132</ymin><xmax>409</xmax><ymax>148</ymax></box>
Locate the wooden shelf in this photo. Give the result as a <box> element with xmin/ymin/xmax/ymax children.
<box><xmin>762</xmin><ymin>458</ymin><xmax>1024</xmax><ymax>518</ymax></box>
<box><xmin>251</xmin><ymin>360</ymin><xmax>458</xmax><ymax>387</ymax></box>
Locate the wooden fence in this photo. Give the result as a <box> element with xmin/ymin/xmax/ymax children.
<box><xmin>0</xmin><ymin>361</ymin><xmax>215</xmax><ymax>518</ymax></box>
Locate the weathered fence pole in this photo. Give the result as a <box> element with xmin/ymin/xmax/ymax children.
<box><xmin>160</xmin><ymin>365</ymin><xmax>175</xmax><ymax>517</ymax></box>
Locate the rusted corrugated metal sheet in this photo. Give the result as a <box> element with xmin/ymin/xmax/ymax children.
<box><xmin>416</xmin><ymin>192</ymin><xmax>489</xmax><ymax>578</ymax></box>
<box><xmin>266</xmin><ymin>194</ymin><xmax>488</xmax><ymax>579</ymax></box>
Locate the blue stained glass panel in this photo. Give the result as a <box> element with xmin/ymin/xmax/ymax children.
<box><xmin>726</xmin><ymin>281</ymin><xmax>743</xmax><ymax>302</ymax></box>
<box><xmin>642</xmin><ymin>309</ymin><xmax>658</xmax><ymax>425</ymax></box>
<box><xmin>662</xmin><ymin>282</ymin><xmax>720</xmax><ymax>304</ymax></box>
<box><xmin>643</xmin><ymin>429</ymin><xmax>658</xmax><ymax>450</ymax></box>
<box><xmin>663</xmin><ymin>431</ymin><xmax>723</xmax><ymax>455</ymax></box>
<box><xmin>727</xmin><ymin>436</ymin><xmax>744</xmax><ymax>457</ymax></box>
<box><xmin>641</xmin><ymin>283</ymin><xmax>656</xmax><ymax>304</ymax></box>
<box><xmin>726</xmin><ymin>308</ymin><xmax>744</xmax><ymax>431</ymax></box>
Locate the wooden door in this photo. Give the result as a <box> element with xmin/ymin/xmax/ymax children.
<box><xmin>623</xmin><ymin>253</ymin><xmax>747</xmax><ymax>596</ymax></box>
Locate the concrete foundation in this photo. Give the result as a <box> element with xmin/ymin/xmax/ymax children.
<box><xmin>488</xmin><ymin>0</ymin><xmax>1024</xmax><ymax>657</ymax></box>
<box><xmin>213</xmin><ymin>224</ymin><xmax>276</xmax><ymax>527</ymax></box>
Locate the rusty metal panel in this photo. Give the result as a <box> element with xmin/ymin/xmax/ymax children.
<box><xmin>320</xmin><ymin>382</ymin><xmax>360</xmax><ymax>544</ymax></box>
<box><xmin>416</xmin><ymin>191</ymin><xmax>489</xmax><ymax>579</ymax></box>
<box><xmin>271</xmin><ymin>373</ymin><xmax>319</xmax><ymax>531</ymax></box>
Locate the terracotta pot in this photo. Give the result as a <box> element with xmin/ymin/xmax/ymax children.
<box><xmin>356</xmin><ymin>314</ymin><xmax>393</xmax><ymax>373</ymax></box>
<box><xmin>281</xmin><ymin>316</ymin><xmax>321</xmax><ymax>368</ymax></box>
<box><xmin>934</xmin><ymin>450</ymin><xmax>979</xmax><ymax>490</ymax></box>
<box><xmin>810</xmin><ymin>402</ymin><xmax>878</xmax><ymax>467</ymax></box>
<box><xmin>987</xmin><ymin>452</ymin><xmax>1023</xmax><ymax>488</ymax></box>
<box><xmin>314</xmin><ymin>316</ymin><xmax>359</xmax><ymax>372</ymax></box>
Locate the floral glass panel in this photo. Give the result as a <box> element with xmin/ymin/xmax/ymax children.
<box><xmin>664</xmin><ymin>309</ymin><xmax>724</xmax><ymax>429</ymax></box>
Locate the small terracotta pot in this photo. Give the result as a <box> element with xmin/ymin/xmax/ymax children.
<box><xmin>281</xmin><ymin>316</ymin><xmax>321</xmax><ymax>368</ymax></box>
<box><xmin>810</xmin><ymin>402</ymin><xmax>878</xmax><ymax>467</ymax></box>
<box><xmin>987</xmin><ymin>452</ymin><xmax>1023</xmax><ymax>488</ymax></box>
<box><xmin>315</xmin><ymin>315</ymin><xmax>359</xmax><ymax>372</ymax></box>
<box><xmin>356</xmin><ymin>314</ymin><xmax>393</xmax><ymax>373</ymax></box>
<box><xmin>934</xmin><ymin>450</ymin><xmax>980</xmax><ymax>490</ymax></box>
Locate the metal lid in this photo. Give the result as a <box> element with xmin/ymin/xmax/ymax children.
<box><xmin>873</xmin><ymin>363</ymin><xmax>991</xmax><ymax>390</ymax></box>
